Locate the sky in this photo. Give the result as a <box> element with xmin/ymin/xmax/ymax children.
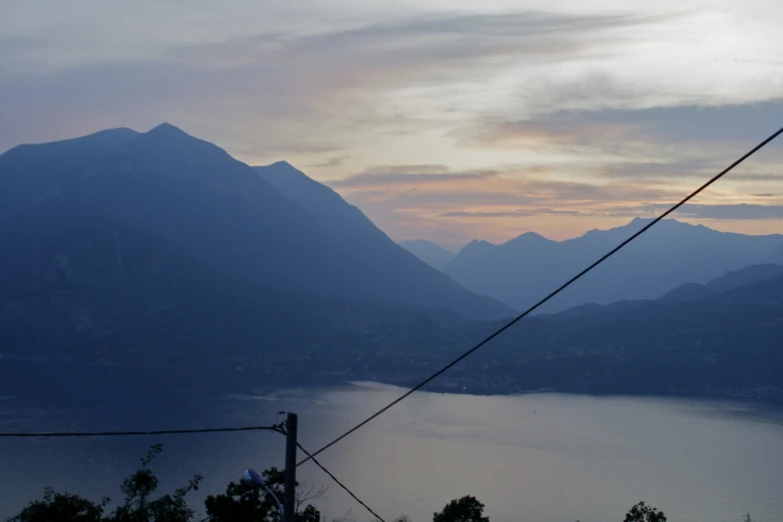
<box><xmin>1</xmin><ymin>0</ymin><xmax>782</xmax><ymax>250</ymax></box>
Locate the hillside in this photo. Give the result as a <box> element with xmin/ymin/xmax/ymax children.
<box><xmin>0</xmin><ymin>217</ymin><xmax>328</xmax><ymax>360</ymax></box>
<box><xmin>660</xmin><ymin>263</ymin><xmax>783</xmax><ymax>301</ymax></box>
<box><xmin>433</xmin><ymin>267</ymin><xmax>783</xmax><ymax>397</ymax></box>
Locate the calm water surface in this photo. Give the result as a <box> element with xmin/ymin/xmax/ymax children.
<box><xmin>2</xmin><ymin>383</ymin><xmax>782</xmax><ymax>522</ymax></box>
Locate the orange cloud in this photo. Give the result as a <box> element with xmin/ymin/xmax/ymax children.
<box><xmin>329</xmin><ymin>159</ymin><xmax>783</xmax><ymax>249</ymax></box>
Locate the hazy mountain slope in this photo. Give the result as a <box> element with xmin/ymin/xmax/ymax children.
<box><xmin>660</xmin><ymin>263</ymin><xmax>783</xmax><ymax>302</ymax></box>
<box><xmin>771</xmin><ymin>244</ymin><xmax>783</xmax><ymax>264</ymax></box>
<box><xmin>256</xmin><ymin>161</ymin><xmax>374</xmax><ymax>228</ymax></box>
<box><xmin>252</xmin><ymin>160</ymin><xmax>512</xmax><ymax>318</ymax></box>
<box><xmin>443</xmin><ymin>218</ymin><xmax>783</xmax><ymax>312</ymax></box>
<box><xmin>0</xmin><ymin>217</ymin><xmax>328</xmax><ymax>360</ymax></box>
<box><xmin>0</xmin><ymin>125</ymin><xmax>512</xmax><ymax>319</ymax></box>
<box><xmin>399</xmin><ymin>239</ymin><xmax>456</xmax><ymax>270</ymax></box>
<box><xmin>448</xmin><ymin>270</ymin><xmax>783</xmax><ymax>396</ymax></box>
<box><xmin>254</xmin><ymin>161</ymin><xmax>393</xmax><ymax>245</ymax></box>
<box><xmin>0</xmin><ymin>216</ymin><xmax>478</xmax><ymax>408</ymax></box>
<box><xmin>0</xmin><ymin>214</ymin><xmax>478</xmax><ymax>354</ymax></box>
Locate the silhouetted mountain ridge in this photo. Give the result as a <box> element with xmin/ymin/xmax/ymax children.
<box><xmin>0</xmin><ymin>124</ymin><xmax>512</xmax><ymax>320</ymax></box>
<box><xmin>661</xmin><ymin>263</ymin><xmax>783</xmax><ymax>302</ymax></box>
<box><xmin>444</xmin><ymin>218</ymin><xmax>783</xmax><ymax>312</ymax></box>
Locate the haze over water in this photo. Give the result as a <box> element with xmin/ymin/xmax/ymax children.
<box><xmin>2</xmin><ymin>384</ymin><xmax>783</xmax><ymax>522</ymax></box>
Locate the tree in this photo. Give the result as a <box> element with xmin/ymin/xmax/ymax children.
<box><xmin>7</xmin><ymin>488</ymin><xmax>106</xmax><ymax>522</ymax></box>
<box><xmin>433</xmin><ymin>496</ymin><xmax>489</xmax><ymax>522</ymax></box>
<box><xmin>7</xmin><ymin>444</ymin><xmax>330</xmax><ymax>522</ymax></box>
<box><xmin>104</xmin><ymin>444</ymin><xmax>202</xmax><ymax>522</ymax></box>
<box><xmin>204</xmin><ymin>467</ymin><xmax>323</xmax><ymax>522</ymax></box>
<box><xmin>623</xmin><ymin>502</ymin><xmax>666</xmax><ymax>522</ymax></box>
<box><xmin>7</xmin><ymin>445</ymin><xmax>202</xmax><ymax>522</ymax></box>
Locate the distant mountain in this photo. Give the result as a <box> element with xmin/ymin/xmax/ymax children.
<box><xmin>434</xmin><ymin>269</ymin><xmax>783</xmax><ymax>397</ymax></box>
<box><xmin>2</xmin><ymin>217</ymin><xmax>781</xmax><ymax>404</ymax></box>
<box><xmin>443</xmin><ymin>218</ymin><xmax>783</xmax><ymax>312</ymax></box>
<box><xmin>660</xmin><ymin>263</ymin><xmax>783</xmax><ymax>302</ymax></box>
<box><xmin>771</xmin><ymin>244</ymin><xmax>783</xmax><ymax>264</ymax></box>
<box><xmin>399</xmin><ymin>239</ymin><xmax>455</xmax><ymax>270</ymax></box>
<box><xmin>0</xmin><ymin>125</ymin><xmax>512</xmax><ymax>320</ymax></box>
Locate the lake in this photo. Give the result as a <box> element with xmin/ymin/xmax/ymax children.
<box><xmin>2</xmin><ymin>383</ymin><xmax>783</xmax><ymax>522</ymax></box>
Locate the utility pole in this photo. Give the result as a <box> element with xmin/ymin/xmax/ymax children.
<box><xmin>283</xmin><ymin>412</ymin><xmax>298</xmax><ymax>522</ymax></box>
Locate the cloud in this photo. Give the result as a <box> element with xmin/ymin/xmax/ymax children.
<box><xmin>596</xmin><ymin>160</ymin><xmax>719</xmax><ymax>180</ymax></box>
<box><xmin>327</xmin><ymin>162</ymin><xmax>694</xmax><ymax>245</ymax></box>
<box><xmin>279</xmin><ymin>10</ymin><xmax>687</xmax><ymax>75</ymax></box>
<box><xmin>515</xmin><ymin>72</ymin><xmax>650</xmax><ymax>114</ymax></box>
<box><xmin>675</xmin><ymin>203</ymin><xmax>783</xmax><ymax>220</ymax></box>
<box><xmin>592</xmin><ymin>159</ymin><xmax>783</xmax><ymax>184</ymax></box>
<box><xmin>464</xmin><ymin>98</ymin><xmax>783</xmax><ymax>153</ymax></box>
<box><xmin>0</xmin><ymin>35</ymin><xmax>44</xmax><ymax>59</ymax></box>
<box><xmin>307</xmin><ymin>155</ymin><xmax>354</xmax><ymax>168</ymax></box>
<box><xmin>439</xmin><ymin>211</ymin><xmax>536</xmax><ymax>218</ymax></box>
<box><xmin>0</xmin><ymin>8</ymin><xmax>688</xmax><ymax>157</ymax></box>
<box><xmin>438</xmin><ymin>203</ymin><xmax>783</xmax><ymax>221</ymax></box>
<box><xmin>439</xmin><ymin>209</ymin><xmax>583</xmax><ymax>218</ymax></box>
<box><xmin>332</xmin><ymin>163</ymin><xmax>687</xmax><ymax>206</ymax></box>
<box><xmin>330</xmin><ymin>167</ymin><xmax>497</xmax><ymax>190</ymax></box>
<box><xmin>328</xmin><ymin>154</ymin><xmax>783</xmax><ymax>246</ymax></box>
<box><xmin>361</xmin><ymin>164</ymin><xmax>451</xmax><ymax>175</ymax></box>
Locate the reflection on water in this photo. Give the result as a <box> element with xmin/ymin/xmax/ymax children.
<box><xmin>2</xmin><ymin>384</ymin><xmax>783</xmax><ymax>522</ymax></box>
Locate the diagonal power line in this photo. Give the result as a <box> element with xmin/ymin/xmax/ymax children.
<box><xmin>298</xmin><ymin>125</ymin><xmax>783</xmax><ymax>467</ymax></box>
<box><xmin>296</xmin><ymin>441</ymin><xmax>386</xmax><ymax>522</ymax></box>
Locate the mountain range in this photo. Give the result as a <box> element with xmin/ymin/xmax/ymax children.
<box><xmin>1</xmin><ymin>123</ymin><xmax>782</xmax><ymax>404</ymax></box>
<box><xmin>0</xmin><ymin>124</ymin><xmax>512</xmax><ymax>322</ymax></box>
<box><xmin>436</xmin><ymin>220</ymin><xmax>783</xmax><ymax>312</ymax></box>
<box><xmin>408</xmin><ymin>262</ymin><xmax>783</xmax><ymax>397</ymax></box>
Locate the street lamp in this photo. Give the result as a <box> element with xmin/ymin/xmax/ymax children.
<box><xmin>244</xmin><ymin>468</ymin><xmax>285</xmax><ymax>520</ymax></box>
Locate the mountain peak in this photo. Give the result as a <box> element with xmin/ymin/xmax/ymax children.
<box><xmin>133</xmin><ymin>123</ymin><xmax>238</xmax><ymax>165</ymax></box>
<box><xmin>460</xmin><ymin>239</ymin><xmax>493</xmax><ymax>253</ymax></box>
<box><xmin>258</xmin><ymin>161</ymin><xmax>309</xmax><ymax>180</ymax></box>
<box><xmin>507</xmin><ymin>231</ymin><xmax>551</xmax><ymax>245</ymax></box>
<box><xmin>145</xmin><ymin>123</ymin><xmax>190</xmax><ymax>139</ymax></box>
<box><xmin>627</xmin><ymin>217</ymin><xmax>694</xmax><ymax>229</ymax></box>
<box><xmin>269</xmin><ymin>160</ymin><xmax>296</xmax><ymax>170</ymax></box>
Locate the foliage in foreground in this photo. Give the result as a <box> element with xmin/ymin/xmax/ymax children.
<box><xmin>623</xmin><ymin>501</ymin><xmax>667</xmax><ymax>522</ymax></box>
<box><xmin>433</xmin><ymin>496</ymin><xmax>488</xmax><ymax>522</ymax></box>
<box><xmin>7</xmin><ymin>445</ymin><xmax>317</xmax><ymax>522</ymax></box>
<box><xmin>8</xmin><ymin>446</ymin><xmax>674</xmax><ymax>522</ymax></box>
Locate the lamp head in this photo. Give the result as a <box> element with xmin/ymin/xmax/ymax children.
<box><xmin>243</xmin><ymin>468</ymin><xmax>264</xmax><ymax>486</ymax></box>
